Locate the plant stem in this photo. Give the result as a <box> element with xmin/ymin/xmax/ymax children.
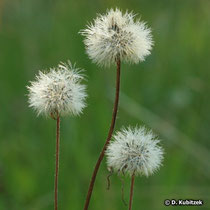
<box><xmin>129</xmin><ymin>173</ymin><xmax>135</xmax><ymax>210</ymax></box>
<box><xmin>55</xmin><ymin>113</ymin><xmax>60</xmax><ymax>210</ymax></box>
<box><xmin>83</xmin><ymin>58</ymin><xmax>121</xmax><ymax>210</ymax></box>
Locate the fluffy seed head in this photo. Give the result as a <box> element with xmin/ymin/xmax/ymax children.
<box><xmin>106</xmin><ymin>126</ymin><xmax>164</xmax><ymax>177</ymax></box>
<box><xmin>80</xmin><ymin>8</ymin><xmax>153</xmax><ymax>66</ymax></box>
<box><xmin>27</xmin><ymin>61</ymin><xmax>87</xmax><ymax>117</ymax></box>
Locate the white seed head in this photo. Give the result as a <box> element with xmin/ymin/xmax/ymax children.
<box><xmin>80</xmin><ymin>8</ymin><xmax>153</xmax><ymax>66</ymax></box>
<box><xmin>27</xmin><ymin>61</ymin><xmax>87</xmax><ymax>117</ymax></box>
<box><xmin>106</xmin><ymin>126</ymin><xmax>164</xmax><ymax>177</ymax></box>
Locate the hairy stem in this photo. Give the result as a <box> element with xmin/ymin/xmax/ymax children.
<box><xmin>129</xmin><ymin>173</ymin><xmax>135</xmax><ymax>210</ymax></box>
<box><xmin>55</xmin><ymin>113</ymin><xmax>60</xmax><ymax>210</ymax></box>
<box><xmin>83</xmin><ymin>59</ymin><xmax>121</xmax><ymax>210</ymax></box>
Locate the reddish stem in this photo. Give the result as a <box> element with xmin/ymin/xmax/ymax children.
<box><xmin>83</xmin><ymin>59</ymin><xmax>121</xmax><ymax>210</ymax></box>
<box><xmin>55</xmin><ymin>113</ymin><xmax>60</xmax><ymax>210</ymax></box>
<box><xmin>129</xmin><ymin>173</ymin><xmax>135</xmax><ymax>210</ymax></box>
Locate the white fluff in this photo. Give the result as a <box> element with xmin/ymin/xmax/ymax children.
<box><xmin>80</xmin><ymin>8</ymin><xmax>153</xmax><ymax>66</ymax></box>
<box><xmin>27</xmin><ymin>61</ymin><xmax>87</xmax><ymax>117</ymax></box>
<box><xmin>106</xmin><ymin>126</ymin><xmax>164</xmax><ymax>177</ymax></box>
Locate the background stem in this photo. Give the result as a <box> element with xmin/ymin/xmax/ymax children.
<box><xmin>55</xmin><ymin>113</ymin><xmax>60</xmax><ymax>210</ymax></box>
<box><xmin>83</xmin><ymin>59</ymin><xmax>121</xmax><ymax>210</ymax></box>
<box><xmin>129</xmin><ymin>173</ymin><xmax>135</xmax><ymax>210</ymax></box>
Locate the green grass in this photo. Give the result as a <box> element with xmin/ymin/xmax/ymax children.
<box><xmin>0</xmin><ymin>0</ymin><xmax>210</xmax><ymax>209</ymax></box>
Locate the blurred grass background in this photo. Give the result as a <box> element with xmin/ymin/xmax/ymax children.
<box><xmin>0</xmin><ymin>0</ymin><xmax>210</xmax><ymax>209</ymax></box>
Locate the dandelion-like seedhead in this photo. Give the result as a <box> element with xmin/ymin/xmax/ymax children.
<box><xmin>80</xmin><ymin>8</ymin><xmax>153</xmax><ymax>66</ymax></box>
<box><xmin>27</xmin><ymin>61</ymin><xmax>87</xmax><ymax>117</ymax></box>
<box><xmin>106</xmin><ymin>126</ymin><xmax>164</xmax><ymax>177</ymax></box>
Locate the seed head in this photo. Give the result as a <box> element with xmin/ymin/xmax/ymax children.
<box><xmin>27</xmin><ymin>61</ymin><xmax>87</xmax><ymax>117</ymax></box>
<box><xmin>106</xmin><ymin>126</ymin><xmax>164</xmax><ymax>177</ymax></box>
<box><xmin>80</xmin><ymin>8</ymin><xmax>153</xmax><ymax>66</ymax></box>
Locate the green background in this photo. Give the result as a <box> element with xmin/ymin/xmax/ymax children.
<box><xmin>0</xmin><ymin>0</ymin><xmax>210</xmax><ymax>209</ymax></box>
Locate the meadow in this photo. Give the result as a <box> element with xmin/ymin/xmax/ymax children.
<box><xmin>0</xmin><ymin>0</ymin><xmax>210</xmax><ymax>209</ymax></box>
